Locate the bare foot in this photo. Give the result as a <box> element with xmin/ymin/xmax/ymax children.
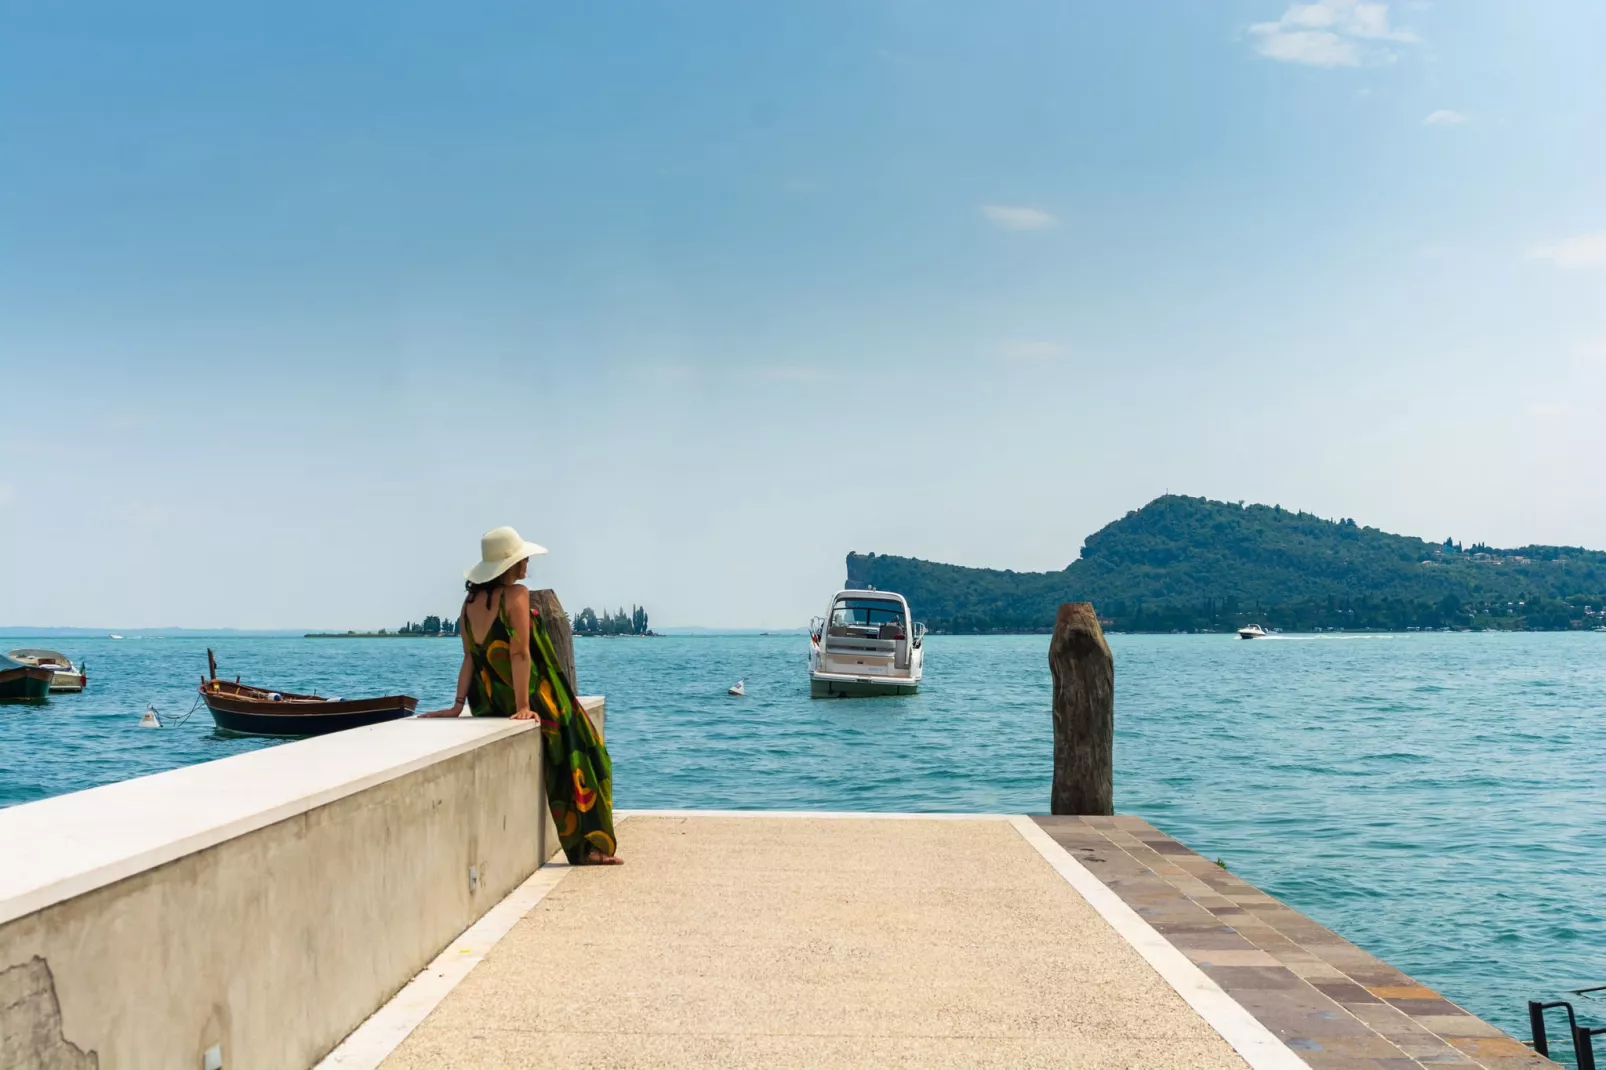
<box><xmin>580</xmin><ymin>848</ymin><xmax>624</xmax><ymax>866</ymax></box>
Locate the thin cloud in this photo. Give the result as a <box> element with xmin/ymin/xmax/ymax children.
<box><xmin>1249</xmin><ymin>0</ymin><xmax>1419</xmax><ymax>67</ymax></box>
<box><xmin>1528</xmin><ymin>231</ymin><xmax>1606</xmax><ymax>270</ymax></box>
<box><xmin>996</xmin><ymin>340</ymin><xmax>1067</xmax><ymax>364</ymax></box>
<box><xmin>629</xmin><ymin>362</ymin><xmax>696</xmax><ymax>383</ymax></box>
<box><xmin>1423</xmin><ymin>109</ymin><xmax>1469</xmax><ymax>125</ymax></box>
<box><xmin>980</xmin><ymin>204</ymin><xmax>1059</xmax><ymax>231</ymax></box>
<box><xmin>1574</xmin><ymin>337</ymin><xmax>1606</xmax><ymax>370</ymax></box>
<box><xmin>753</xmin><ymin>365</ymin><xmax>830</xmax><ymax>383</ymax></box>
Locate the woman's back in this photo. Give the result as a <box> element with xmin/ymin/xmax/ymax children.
<box><xmin>460</xmin><ymin>585</ymin><xmax>530</xmax><ymax>718</ymax></box>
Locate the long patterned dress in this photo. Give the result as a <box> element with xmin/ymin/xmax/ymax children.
<box><xmin>463</xmin><ymin>589</ymin><xmax>616</xmax><ymax>862</ymax></box>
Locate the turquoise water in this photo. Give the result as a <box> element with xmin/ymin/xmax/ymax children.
<box><xmin>3</xmin><ymin>631</ymin><xmax>1603</xmax><ymax>1050</ymax></box>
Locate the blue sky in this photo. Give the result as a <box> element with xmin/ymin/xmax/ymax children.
<box><xmin>2</xmin><ymin>0</ymin><xmax>1603</xmax><ymax>629</ymax></box>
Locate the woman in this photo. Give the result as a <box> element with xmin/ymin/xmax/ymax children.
<box><xmin>423</xmin><ymin>526</ymin><xmax>621</xmax><ymax>865</ymax></box>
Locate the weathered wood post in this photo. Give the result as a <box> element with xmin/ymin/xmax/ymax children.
<box><xmin>532</xmin><ymin>588</ymin><xmax>577</xmax><ymax>692</ymax></box>
<box><xmin>1050</xmin><ymin>602</ymin><xmax>1115</xmax><ymax>815</ymax></box>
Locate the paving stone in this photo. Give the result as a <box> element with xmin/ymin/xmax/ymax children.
<box><xmin>1028</xmin><ymin>816</ymin><xmax>1558</xmax><ymax>1070</ymax></box>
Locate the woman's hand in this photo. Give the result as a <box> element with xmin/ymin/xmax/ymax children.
<box><xmin>510</xmin><ymin>705</ymin><xmax>538</xmax><ymax>721</ymax></box>
<box><xmin>419</xmin><ymin>700</ymin><xmax>465</xmax><ymax>719</ymax></box>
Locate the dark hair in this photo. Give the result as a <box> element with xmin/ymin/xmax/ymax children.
<box><xmin>465</xmin><ymin>577</ymin><xmax>503</xmax><ymax>608</ymax></box>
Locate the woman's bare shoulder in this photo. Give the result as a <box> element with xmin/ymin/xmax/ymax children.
<box><xmin>506</xmin><ymin>584</ymin><xmax>532</xmax><ymax>609</ymax></box>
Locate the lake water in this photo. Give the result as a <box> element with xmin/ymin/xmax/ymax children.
<box><xmin>3</xmin><ymin>630</ymin><xmax>1603</xmax><ymax>1053</ymax></box>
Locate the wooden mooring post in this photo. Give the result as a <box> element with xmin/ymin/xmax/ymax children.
<box><xmin>532</xmin><ymin>588</ymin><xmax>577</xmax><ymax>692</ymax></box>
<box><xmin>1050</xmin><ymin>602</ymin><xmax>1115</xmax><ymax>815</ymax></box>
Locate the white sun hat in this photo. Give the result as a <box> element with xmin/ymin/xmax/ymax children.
<box><xmin>465</xmin><ymin>526</ymin><xmax>548</xmax><ymax>584</ymax></box>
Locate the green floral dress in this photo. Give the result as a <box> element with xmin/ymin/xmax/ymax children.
<box><xmin>463</xmin><ymin>590</ymin><xmax>616</xmax><ymax>862</ymax></box>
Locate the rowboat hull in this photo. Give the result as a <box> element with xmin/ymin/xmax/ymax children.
<box><xmin>5</xmin><ymin>650</ymin><xmax>86</xmax><ymax>692</ymax></box>
<box><xmin>0</xmin><ymin>666</ymin><xmax>55</xmax><ymax>701</ymax></box>
<box><xmin>200</xmin><ymin>688</ymin><xmax>417</xmax><ymax>737</ymax></box>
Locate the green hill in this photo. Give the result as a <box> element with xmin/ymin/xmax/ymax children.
<box><xmin>846</xmin><ymin>495</ymin><xmax>1606</xmax><ymax>633</ymax></box>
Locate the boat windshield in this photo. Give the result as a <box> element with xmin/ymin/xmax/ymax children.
<box><xmin>829</xmin><ymin>598</ymin><xmax>908</xmax><ymax>636</ymax></box>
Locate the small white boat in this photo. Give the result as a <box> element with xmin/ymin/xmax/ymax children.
<box><xmin>108</xmin><ymin>634</ymin><xmax>124</xmax><ymax>640</ymax></box>
<box><xmin>808</xmin><ymin>589</ymin><xmax>925</xmax><ymax>697</ymax></box>
<box><xmin>6</xmin><ymin>649</ymin><xmax>87</xmax><ymax>692</ymax></box>
<box><xmin>1237</xmin><ymin>624</ymin><xmax>1268</xmax><ymax>640</ymax></box>
<box><xmin>728</xmin><ymin>679</ymin><xmax>745</xmax><ymax>696</ymax></box>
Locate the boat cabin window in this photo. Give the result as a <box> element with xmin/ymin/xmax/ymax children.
<box><xmin>829</xmin><ymin>599</ymin><xmax>908</xmax><ymax>638</ymax></box>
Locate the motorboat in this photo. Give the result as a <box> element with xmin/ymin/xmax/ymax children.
<box><xmin>199</xmin><ymin>649</ymin><xmax>416</xmax><ymax>737</ymax></box>
<box><xmin>6</xmin><ymin>649</ymin><xmax>86</xmax><ymax>692</ymax></box>
<box><xmin>1237</xmin><ymin>624</ymin><xmax>1268</xmax><ymax>640</ymax></box>
<box><xmin>808</xmin><ymin>589</ymin><xmax>925</xmax><ymax>697</ymax></box>
<box><xmin>0</xmin><ymin>655</ymin><xmax>55</xmax><ymax>700</ymax></box>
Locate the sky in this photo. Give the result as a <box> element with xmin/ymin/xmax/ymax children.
<box><xmin>2</xmin><ymin>0</ymin><xmax>1604</xmax><ymax>629</ymax></box>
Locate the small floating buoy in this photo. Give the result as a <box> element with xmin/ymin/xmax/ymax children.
<box><xmin>728</xmin><ymin>679</ymin><xmax>745</xmax><ymax>696</ymax></box>
<box><xmin>139</xmin><ymin>704</ymin><xmax>162</xmax><ymax>729</ymax></box>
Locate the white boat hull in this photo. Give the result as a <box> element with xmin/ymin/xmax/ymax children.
<box><xmin>49</xmin><ymin>671</ymin><xmax>86</xmax><ymax>692</ymax></box>
<box><xmin>809</xmin><ymin>670</ymin><xmax>919</xmax><ymax>698</ymax></box>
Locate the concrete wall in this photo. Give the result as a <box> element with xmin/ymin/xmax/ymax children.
<box><xmin>0</xmin><ymin>698</ymin><xmax>602</xmax><ymax>1070</ymax></box>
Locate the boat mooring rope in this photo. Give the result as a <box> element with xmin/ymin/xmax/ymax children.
<box><xmin>146</xmin><ymin>694</ymin><xmax>204</xmax><ymax>729</ymax></box>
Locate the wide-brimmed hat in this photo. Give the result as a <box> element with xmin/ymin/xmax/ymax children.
<box><xmin>465</xmin><ymin>526</ymin><xmax>548</xmax><ymax>584</ymax></box>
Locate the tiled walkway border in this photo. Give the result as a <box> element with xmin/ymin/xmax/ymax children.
<box><xmin>1013</xmin><ymin>815</ymin><xmax>1310</xmax><ymax>1069</ymax></box>
<box><xmin>1033</xmin><ymin>815</ymin><xmax>1555</xmax><ymax>1070</ymax></box>
<box><xmin>315</xmin><ymin>859</ymin><xmax>576</xmax><ymax>1069</ymax></box>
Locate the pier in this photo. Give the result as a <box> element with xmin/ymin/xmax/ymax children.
<box><xmin>0</xmin><ymin>706</ymin><xmax>1555</xmax><ymax>1069</ymax></box>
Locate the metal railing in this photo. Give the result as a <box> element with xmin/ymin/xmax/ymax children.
<box><xmin>1531</xmin><ymin>987</ymin><xmax>1606</xmax><ymax>1068</ymax></box>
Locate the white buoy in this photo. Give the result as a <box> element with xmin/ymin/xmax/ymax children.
<box><xmin>139</xmin><ymin>704</ymin><xmax>162</xmax><ymax>729</ymax></box>
<box><xmin>728</xmin><ymin>679</ymin><xmax>745</xmax><ymax>696</ymax></box>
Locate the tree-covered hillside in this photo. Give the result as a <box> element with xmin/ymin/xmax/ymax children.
<box><xmin>847</xmin><ymin>496</ymin><xmax>1606</xmax><ymax>633</ymax></box>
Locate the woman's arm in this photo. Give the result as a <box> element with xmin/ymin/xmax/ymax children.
<box><xmin>507</xmin><ymin>585</ymin><xmax>536</xmax><ymax>720</ymax></box>
<box><xmin>419</xmin><ymin>619</ymin><xmax>475</xmax><ymax>717</ymax></box>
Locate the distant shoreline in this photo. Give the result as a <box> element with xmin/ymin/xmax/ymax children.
<box><xmin>303</xmin><ymin>632</ymin><xmax>459</xmax><ymax>639</ymax></box>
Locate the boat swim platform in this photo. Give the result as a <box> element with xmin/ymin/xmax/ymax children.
<box><xmin>320</xmin><ymin>812</ymin><xmax>1552</xmax><ymax>1070</ymax></box>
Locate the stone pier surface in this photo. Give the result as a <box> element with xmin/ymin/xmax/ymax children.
<box><xmin>328</xmin><ymin>814</ymin><xmax>1554</xmax><ymax>1070</ymax></box>
<box><xmin>1034</xmin><ymin>817</ymin><xmax>1551</xmax><ymax>1070</ymax></box>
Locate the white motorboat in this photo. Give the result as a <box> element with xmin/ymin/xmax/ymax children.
<box><xmin>6</xmin><ymin>649</ymin><xmax>87</xmax><ymax>691</ymax></box>
<box><xmin>1237</xmin><ymin>624</ymin><xmax>1268</xmax><ymax>640</ymax></box>
<box><xmin>808</xmin><ymin>589</ymin><xmax>925</xmax><ymax>697</ymax></box>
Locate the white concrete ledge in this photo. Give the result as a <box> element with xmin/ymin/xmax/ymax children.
<box><xmin>0</xmin><ymin>700</ymin><xmax>603</xmax><ymax>1069</ymax></box>
<box><xmin>0</xmin><ymin>718</ymin><xmax>536</xmax><ymax>927</ymax></box>
<box><xmin>0</xmin><ymin>697</ymin><xmax>605</xmax><ymax>926</ymax></box>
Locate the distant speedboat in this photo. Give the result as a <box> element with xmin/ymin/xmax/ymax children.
<box><xmin>6</xmin><ymin>649</ymin><xmax>86</xmax><ymax>692</ymax></box>
<box><xmin>1237</xmin><ymin>624</ymin><xmax>1268</xmax><ymax>640</ymax></box>
<box><xmin>108</xmin><ymin>634</ymin><xmax>124</xmax><ymax>640</ymax></box>
<box><xmin>808</xmin><ymin>589</ymin><xmax>925</xmax><ymax>697</ymax></box>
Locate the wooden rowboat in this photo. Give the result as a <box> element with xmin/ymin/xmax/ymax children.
<box><xmin>199</xmin><ymin>649</ymin><xmax>417</xmax><ymax>737</ymax></box>
<box><xmin>0</xmin><ymin>659</ymin><xmax>55</xmax><ymax>701</ymax></box>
